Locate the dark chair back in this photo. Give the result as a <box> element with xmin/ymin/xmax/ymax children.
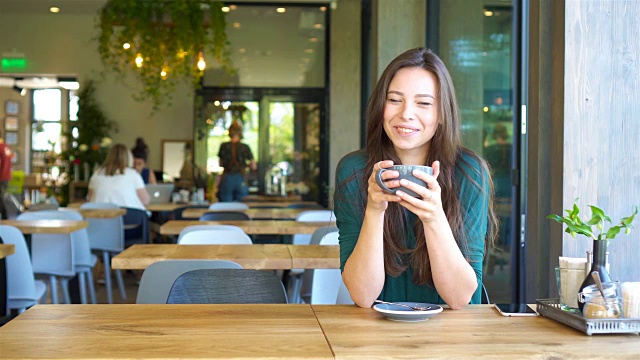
<box><xmin>167</xmin><ymin>268</ymin><xmax>288</xmax><ymax>304</ymax></box>
<box><xmin>286</xmin><ymin>203</ymin><xmax>323</xmax><ymax>209</ymax></box>
<box><xmin>2</xmin><ymin>193</ymin><xmax>23</xmax><ymax>219</ymax></box>
<box><xmin>173</xmin><ymin>205</ymin><xmax>209</xmax><ymax>220</ymax></box>
<box><xmin>199</xmin><ymin>211</ymin><xmax>250</xmax><ymax>221</ymax></box>
<box><xmin>122</xmin><ymin>207</ymin><xmax>149</xmax><ymax>247</ymax></box>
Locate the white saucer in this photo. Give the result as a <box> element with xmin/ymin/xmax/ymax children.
<box><xmin>373</xmin><ymin>302</ymin><xmax>443</xmax><ymax>322</ymax></box>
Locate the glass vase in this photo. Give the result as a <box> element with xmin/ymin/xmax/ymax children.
<box><xmin>577</xmin><ymin>239</ymin><xmax>612</xmax><ymax>312</ymax></box>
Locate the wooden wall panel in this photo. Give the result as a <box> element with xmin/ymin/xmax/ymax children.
<box><xmin>562</xmin><ymin>0</ymin><xmax>640</xmax><ymax>282</ymax></box>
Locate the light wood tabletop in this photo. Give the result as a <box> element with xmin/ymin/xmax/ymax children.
<box><xmin>243</xmin><ymin>194</ymin><xmax>303</xmax><ymax>202</ymax></box>
<box><xmin>312</xmin><ymin>305</ymin><xmax>640</xmax><ymax>359</ymax></box>
<box><xmin>0</xmin><ymin>304</ymin><xmax>334</xmax><ymax>360</ymax></box>
<box><xmin>160</xmin><ymin>220</ymin><xmax>335</xmax><ymax>236</ymax></box>
<box><xmin>182</xmin><ymin>207</ymin><xmax>312</xmax><ymax>220</ymax></box>
<box><xmin>73</xmin><ymin>208</ymin><xmax>127</xmax><ymax>219</ymax></box>
<box><xmin>111</xmin><ymin>243</ymin><xmax>339</xmax><ymax>270</ymax></box>
<box><xmin>111</xmin><ymin>244</ymin><xmax>294</xmax><ymax>270</ymax></box>
<box><xmin>0</xmin><ymin>244</ymin><xmax>15</xmax><ymax>259</ymax></box>
<box><xmin>289</xmin><ymin>244</ymin><xmax>340</xmax><ymax>269</ymax></box>
<box><xmin>243</xmin><ymin>201</ymin><xmax>323</xmax><ymax>208</ymax></box>
<box><xmin>0</xmin><ymin>219</ymin><xmax>88</xmax><ymax>234</ymax></box>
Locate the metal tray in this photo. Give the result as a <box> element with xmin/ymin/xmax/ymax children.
<box><xmin>536</xmin><ymin>298</ymin><xmax>640</xmax><ymax>335</ymax></box>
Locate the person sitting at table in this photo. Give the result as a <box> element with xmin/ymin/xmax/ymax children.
<box><xmin>131</xmin><ymin>137</ymin><xmax>157</xmax><ymax>185</ymax></box>
<box><xmin>333</xmin><ymin>47</ymin><xmax>497</xmax><ymax>309</ymax></box>
<box><xmin>88</xmin><ymin>143</ymin><xmax>150</xmax><ymax>210</ymax></box>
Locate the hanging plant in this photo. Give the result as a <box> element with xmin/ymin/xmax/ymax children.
<box><xmin>97</xmin><ymin>0</ymin><xmax>233</xmax><ymax>110</ymax></box>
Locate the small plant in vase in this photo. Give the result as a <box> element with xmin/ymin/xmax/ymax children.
<box><xmin>547</xmin><ymin>202</ymin><xmax>637</xmax><ymax>311</ymax></box>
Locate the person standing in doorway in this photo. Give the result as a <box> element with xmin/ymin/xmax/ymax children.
<box><xmin>217</xmin><ymin>122</ymin><xmax>256</xmax><ymax>201</ymax></box>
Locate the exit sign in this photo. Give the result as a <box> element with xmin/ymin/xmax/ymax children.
<box><xmin>1</xmin><ymin>57</ymin><xmax>27</xmax><ymax>70</ymax></box>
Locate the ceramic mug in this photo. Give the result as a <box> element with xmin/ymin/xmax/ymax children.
<box><xmin>375</xmin><ymin>165</ymin><xmax>433</xmax><ymax>198</ymax></box>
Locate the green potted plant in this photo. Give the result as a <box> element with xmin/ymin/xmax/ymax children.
<box><xmin>97</xmin><ymin>0</ymin><xmax>233</xmax><ymax>111</ymax></box>
<box><xmin>547</xmin><ymin>202</ymin><xmax>637</xmax><ymax>311</ymax></box>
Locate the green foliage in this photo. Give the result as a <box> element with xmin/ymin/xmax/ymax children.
<box><xmin>547</xmin><ymin>201</ymin><xmax>638</xmax><ymax>241</ymax></box>
<box><xmin>97</xmin><ymin>0</ymin><xmax>233</xmax><ymax>111</ymax></box>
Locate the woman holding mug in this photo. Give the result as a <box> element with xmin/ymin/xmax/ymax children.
<box><xmin>334</xmin><ymin>48</ymin><xmax>497</xmax><ymax>309</ymax></box>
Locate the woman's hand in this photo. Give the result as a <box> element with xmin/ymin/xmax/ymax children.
<box><xmin>395</xmin><ymin>161</ymin><xmax>443</xmax><ymax>222</ymax></box>
<box><xmin>367</xmin><ymin>160</ymin><xmax>401</xmax><ymax>213</ymax></box>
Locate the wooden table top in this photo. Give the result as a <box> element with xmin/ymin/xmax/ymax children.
<box><xmin>0</xmin><ymin>304</ymin><xmax>333</xmax><ymax>360</ymax></box>
<box><xmin>111</xmin><ymin>244</ymin><xmax>339</xmax><ymax>270</ymax></box>
<box><xmin>112</xmin><ymin>244</ymin><xmax>294</xmax><ymax>270</ymax></box>
<box><xmin>243</xmin><ymin>194</ymin><xmax>303</xmax><ymax>202</ymax></box>
<box><xmin>0</xmin><ymin>219</ymin><xmax>88</xmax><ymax>234</ymax></box>
<box><xmin>73</xmin><ymin>208</ymin><xmax>127</xmax><ymax>219</ymax></box>
<box><xmin>312</xmin><ymin>305</ymin><xmax>640</xmax><ymax>359</ymax></box>
<box><xmin>182</xmin><ymin>207</ymin><xmax>311</xmax><ymax>220</ymax></box>
<box><xmin>289</xmin><ymin>245</ymin><xmax>340</xmax><ymax>269</ymax></box>
<box><xmin>0</xmin><ymin>244</ymin><xmax>15</xmax><ymax>259</ymax></box>
<box><xmin>243</xmin><ymin>201</ymin><xmax>323</xmax><ymax>208</ymax></box>
<box><xmin>2</xmin><ymin>304</ymin><xmax>637</xmax><ymax>359</ymax></box>
<box><xmin>160</xmin><ymin>220</ymin><xmax>335</xmax><ymax>236</ymax></box>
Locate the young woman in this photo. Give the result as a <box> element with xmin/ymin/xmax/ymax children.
<box><xmin>131</xmin><ymin>137</ymin><xmax>157</xmax><ymax>185</ymax></box>
<box><xmin>217</xmin><ymin>122</ymin><xmax>256</xmax><ymax>202</ymax></box>
<box><xmin>88</xmin><ymin>144</ymin><xmax>150</xmax><ymax>210</ymax></box>
<box><xmin>334</xmin><ymin>48</ymin><xmax>497</xmax><ymax>309</ymax></box>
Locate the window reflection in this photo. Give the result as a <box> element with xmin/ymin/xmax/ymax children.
<box><xmin>33</xmin><ymin>89</ymin><xmax>62</xmax><ymax>121</ymax></box>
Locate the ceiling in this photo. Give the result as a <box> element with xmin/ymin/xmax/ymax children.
<box><xmin>0</xmin><ymin>0</ymin><xmax>331</xmax><ymax>87</ymax></box>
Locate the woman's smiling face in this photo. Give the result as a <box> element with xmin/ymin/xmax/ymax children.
<box><xmin>383</xmin><ymin>67</ymin><xmax>439</xmax><ymax>164</ymax></box>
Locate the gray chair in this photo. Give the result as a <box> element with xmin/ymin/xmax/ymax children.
<box><xmin>299</xmin><ymin>225</ymin><xmax>339</xmax><ymax>303</ymax></box>
<box><xmin>79</xmin><ymin>202</ymin><xmax>127</xmax><ymax>304</ymax></box>
<box><xmin>122</xmin><ymin>207</ymin><xmax>149</xmax><ymax>247</ymax></box>
<box><xmin>167</xmin><ymin>268</ymin><xmax>288</xmax><ymax>304</ymax></box>
<box><xmin>136</xmin><ymin>260</ymin><xmax>243</xmax><ymax>304</ymax></box>
<box><xmin>1</xmin><ymin>225</ymin><xmax>48</xmax><ymax>313</ymax></box>
<box><xmin>199</xmin><ymin>211</ymin><xmax>250</xmax><ymax>221</ymax></box>
<box><xmin>208</xmin><ymin>202</ymin><xmax>249</xmax><ymax>211</ymax></box>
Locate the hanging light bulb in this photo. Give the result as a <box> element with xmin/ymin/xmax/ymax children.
<box><xmin>197</xmin><ymin>52</ymin><xmax>206</xmax><ymax>71</ymax></box>
<box><xmin>123</xmin><ymin>43</ymin><xmax>131</xmax><ymax>49</ymax></box>
<box><xmin>135</xmin><ymin>53</ymin><xmax>144</xmax><ymax>68</ymax></box>
<box><xmin>160</xmin><ymin>65</ymin><xmax>169</xmax><ymax>80</ymax></box>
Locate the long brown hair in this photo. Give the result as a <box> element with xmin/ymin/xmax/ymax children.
<box><xmin>358</xmin><ymin>47</ymin><xmax>497</xmax><ymax>285</ymax></box>
<box><xmin>102</xmin><ymin>143</ymin><xmax>132</xmax><ymax>176</ymax></box>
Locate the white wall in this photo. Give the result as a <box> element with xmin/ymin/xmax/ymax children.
<box><xmin>0</xmin><ymin>12</ymin><xmax>193</xmax><ymax>171</ymax></box>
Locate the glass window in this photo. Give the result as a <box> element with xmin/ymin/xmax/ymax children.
<box><xmin>31</xmin><ymin>122</ymin><xmax>62</xmax><ymax>152</ymax></box>
<box><xmin>69</xmin><ymin>90</ymin><xmax>79</xmax><ymax>121</ymax></box>
<box><xmin>33</xmin><ymin>89</ymin><xmax>62</xmax><ymax>121</ymax></box>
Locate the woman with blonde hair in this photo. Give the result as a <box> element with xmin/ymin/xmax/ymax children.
<box><xmin>88</xmin><ymin>143</ymin><xmax>149</xmax><ymax>209</ymax></box>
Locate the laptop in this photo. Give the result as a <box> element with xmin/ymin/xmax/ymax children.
<box><xmin>146</xmin><ymin>183</ymin><xmax>175</xmax><ymax>204</ymax></box>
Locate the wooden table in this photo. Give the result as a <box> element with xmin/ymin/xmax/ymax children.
<box><xmin>73</xmin><ymin>208</ymin><xmax>127</xmax><ymax>218</ymax></box>
<box><xmin>160</xmin><ymin>220</ymin><xmax>335</xmax><ymax>236</ymax></box>
<box><xmin>182</xmin><ymin>207</ymin><xmax>311</xmax><ymax>220</ymax></box>
<box><xmin>111</xmin><ymin>244</ymin><xmax>339</xmax><ymax>270</ymax></box>
<box><xmin>0</xmin><ymin>244</ymin><xmax>15</xmax><ymax>259</ymax></box>
<box><xmin>0</xmin><ymin>304</ymin><xmax>333</xmax><ymax>359</ymax></box>
<box><xmin>312</xmin><ymin>305</ymin><xmax>640</xmax><ymax>359</ymax></box>
<box><xmin>2</xmin><ymin>304</ymin><xmax>637</xmax><ymax>359</ymax></box>
<box><xmin>0</xmin><ymin>244</ymin><xmax>15</xmax><ymax>319</ymax></box>
<box><xmin>0</xmin><ymin>219</ymin><xmax>88</xmax><ymax>234</ymax></box>
<box><xmin>243</xmin><ymin>201</ymin><xmax>323</xmax><ymax>208</ymax></box>
<box><xmin>243</xmin><ymin>194</ymin><xmax>302</xmax><ymax>202</ymax></box>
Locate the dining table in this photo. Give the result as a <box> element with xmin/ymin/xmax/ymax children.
<box><xmin>0</xmin><ymin>244</ymin><xmax>15</xmax><ymax>320</ymax></box>
<box><xmin>111</xmin><ymin>244</ymin><xmax>339</xmax><ymax>270</ymax></box>
<box><xmin>1</xmin><ymin>304</ymin><xmax>637</xmax><ymax>359</ymax></box>
<box><xmin>159</xmin><ymin>220</ymin><xmax>335</xmax><ymax>236</ymax></box>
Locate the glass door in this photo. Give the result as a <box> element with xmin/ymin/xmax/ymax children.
<box><xmin>194</xmin><ymin>88</ymin><xmax>327</xmax><ymax>205</ymax></box>
<box><xmin>432</xmin><ymin>0</ymin><xmax>521</xmax><ymax>303</ymax></box>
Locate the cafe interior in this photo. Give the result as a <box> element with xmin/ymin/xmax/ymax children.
<box><xmin>0</xmin><ymin>0</ymin><xmax>639</xmax><ymax>357</ymax></box>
